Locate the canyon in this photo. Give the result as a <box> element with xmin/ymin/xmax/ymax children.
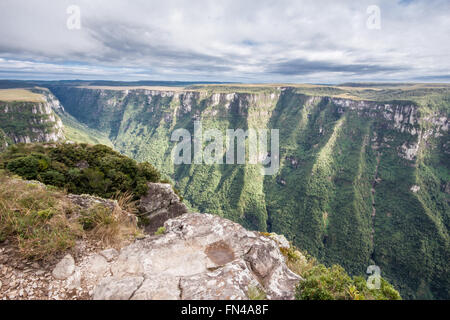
<box><xmin>0</xmin><ymin>82</ymin><xmax>448</xmax><ymax>299</ymax></box>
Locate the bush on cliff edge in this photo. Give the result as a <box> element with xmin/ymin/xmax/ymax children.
<box><xmin>0</xmin><ymin>143</ymin><xmax>161</xmax><ymax>199</ymax></box>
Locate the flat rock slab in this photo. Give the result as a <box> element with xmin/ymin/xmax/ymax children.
<box><xmin>59</xmin><ymin>213</ymin><xmax>301</xmax><ymax>300</ymax></box>
<box><xmin>93</xmin><ymin>276</ymin><xmax>144</xmax><ymax>300</ymax></box>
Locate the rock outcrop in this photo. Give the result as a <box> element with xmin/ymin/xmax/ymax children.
<box><xmin>138</xmin><ymin>183</ymin><xmax>188</xmax><ymax>234</ymax></box>
<box><xmin>0</xmin><ymin>128</ymin><xmax>10</xmax><ymax>151</ymax></box>
<box><xmin>0</xmin><ymin>99</ymin><xmax>64</xmax><ymax>145</ymax></box>
<box><xmin>51</xmin><ymin>213</ymin><xmax>300</xmax><ymax>300</ymax></box>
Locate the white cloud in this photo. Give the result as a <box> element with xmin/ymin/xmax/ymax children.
<box><xmin>0</xmin><ymin>0</ymin><xmax>449</xmax><ymax>82</ymax></box>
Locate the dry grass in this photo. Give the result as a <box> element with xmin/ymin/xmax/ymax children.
<box><xmin>0</xmin><ymin>89</ymin><xmax>45</xmax><ymax>102</ymax></box>
<box><xmin>0</xmin><ymin>172</ymin><xmax>81</xmax><ymax>260</ymax></box>
<box><xmin>81</xmin><ymin>199</ymin><xmax>140</xmax><ymax>248</ymax></box>
<box><xmin>113</xmin><ymin>190</ymin><xmax>138</xmax><ymax>214</ymax></box>
<box><xmin>79</xmin><ymin>190</ymin><xmax>141</xmax><ymax>248</ymax></box>
<box><xmin>259</xmin><ymin>232</ymin><xmax>317</xmax><ymax>277</ymax></box>
<box><xmin>0</xmin><ymin>171</ymin><xmax>141</xmax><ymax>260</ymax></box>
<box><xmin>280</xmin><ymin>246</ymin><xmax>317</xmax><ymax>278</ymax></box>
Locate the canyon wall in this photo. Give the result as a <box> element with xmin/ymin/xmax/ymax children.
<box><xmin>0</xmin><ymin>96</ymin><xmax>64</xmax><ymax>145</ymax></box>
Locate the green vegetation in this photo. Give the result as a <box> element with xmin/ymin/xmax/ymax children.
<box><xmin>0</xmin><ymin>128</ymin><xmax>11</xmax><ymax>151</ymax></box>
<box><xmin>0</xmin><ymin>143</ymin><xmax>160</xmax><ymax>199</ymax></box>
<box><xmin>154</xmin><ymin>226</ymin><xmax>166</xmax><ymax>235</ymax></box>
<box><xmin>0</xmin><ymin>101</ymin><xmax>57</xmax><ymax>139</ymax></box>
<box><xmin>275</xmin><ymin>241</ymin><xmax>401</xmax><ymax>300</ymax></box>
<box><xmin>247</xmin><ymin>285</ymin><xmax>267</xmax><ymax>300</ymax></box>
<box><xmin>56</xmin><ymin>109</ymin><xmax>113</xmax><ymax>147</ymax></box>
<box><xmin>78</xmin><ymin>202</ymin><xmax>140</xmax><ymax>247</ymax></box>
<box><xmin>296</xmin><ymin>264</ymin><xmax>401</xmax><ymax>300</ymax></box>
<box><xmin>0</xmin><ymin>172</ymin><xmax>80</xmax><ymax>259</ymax></box>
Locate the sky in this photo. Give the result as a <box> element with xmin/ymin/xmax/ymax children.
<box><xmin>0</xmin><ymin>0</ymin><xmax>449</xmax><ymax>83</ymax></box>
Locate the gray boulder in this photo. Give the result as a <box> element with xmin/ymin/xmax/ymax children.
<box><xmin>138</xmin><ymin>183</ymin><xmax>188</xmax><ymax>234</ymax></box>
<box><xmin>52</xmin><ymin>254</ymin><xmax>75</xmax><ymax>280</ymax></box>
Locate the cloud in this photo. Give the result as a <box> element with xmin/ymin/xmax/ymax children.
<box><xmin>267</xmin><ymin>58</ymin><xmax>408</xmax><ymax>76</ymax></box>
<box><xmin>0</xmin><ymin>0</ymin><xmax>449</xmax><ymax>82</ymax></box>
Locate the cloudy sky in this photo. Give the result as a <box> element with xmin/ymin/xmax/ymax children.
<box><xmin>0</xmin><ymin>0</ymin><xmax>449</xmax><ymax>83</ymax></box>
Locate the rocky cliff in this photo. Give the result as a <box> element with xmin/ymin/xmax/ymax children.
<box><xmin>138</xmin><ymin>182</ymin><xmax>189</xmax><ymax>234</ymax></box>
<box><xmin>0</xmin><ymin>91</ymin><xmax>64</xmax><ymax>145</ymax></box>
<box><xmin>0</xmin><ymin>128</ymin><xmax>11</xmax><ymax>151</ymax></box>
<box><xmin>45</xmin><ymin>84</ymin><xmax>450</xmax><ymax>299</ymax></box>
<box><xmin>57</xmin><ymin>213</ymin><xmax>300</xmax><ymax>300</ymax></box>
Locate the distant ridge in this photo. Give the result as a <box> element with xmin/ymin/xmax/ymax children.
<box><xmin>0</xmin><ymin>79</ymin><xmax>236</xmax><ymax>89</ymax></box>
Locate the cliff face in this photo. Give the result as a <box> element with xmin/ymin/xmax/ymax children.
<box><xmin>0</xmin><ymin>96</ymin><xmax>64</xmax><ymax>145</ymax></box>
<box><xmin>0</xmin><ymin>128</ymin><xmax>11</xmax><ymax>151</ymax></box>
<box><xmin>49</xmin><ymin>85</ymin><xmax>449</xmax><ymax>299</ymax></box>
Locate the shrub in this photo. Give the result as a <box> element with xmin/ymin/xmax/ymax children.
<box><xmin>138</xmin><ymin>162</ymin><xmax>160</xmax><ymax>182</ymax></box>
<box><xmin>278</xmin><ymin>241</ymin><xmax>401</xmax><ymax>300</ymax></box>
<box><xmin>0</xmin><ymin>143</ymin><xmax>162</xmax><ymax>200</ymax></box>
<box><xmin>79</xmin><ymin>205</ymin><xmax>115</xmax><ymax>231</ymax></box>
<box><xmin>295</xmin><ymin>263</ymin><xmax>402</xmax><ymax>300</ymax></box>
<box><xmin>39</xmin><ymin>170</ymin><xmax>66</xmax><ymax>187</ymax></box>
<box><xmin>6</xmin><ymin>155</ymin><xmax>40</xmax><ymax>180</ymax></box>
<box><xmin>296</xmin><ymin>264</ymin><xmax>353</xmax><ymax>300</ymax></box>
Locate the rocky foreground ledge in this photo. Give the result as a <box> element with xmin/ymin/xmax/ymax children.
<box><xmin>0</xmin><ymin>179</ymin><xmax>300</xmax><ymax>300</ymax></box>
<box><xmin>52</xmin><ymin>213</ymin><xmax>300</xmax><ymax>300</ymax></box>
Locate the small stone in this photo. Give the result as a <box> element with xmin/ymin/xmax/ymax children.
<box><xmin>52</xmin><ymin>254</ymin><xmax>75</xmax><ymax>280</ymax></box>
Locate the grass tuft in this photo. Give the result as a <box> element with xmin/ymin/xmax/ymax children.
<box><xmin>0</xmin><ymin>171</ymin><xmax>140</xmax><ymax>259</ymax></box>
